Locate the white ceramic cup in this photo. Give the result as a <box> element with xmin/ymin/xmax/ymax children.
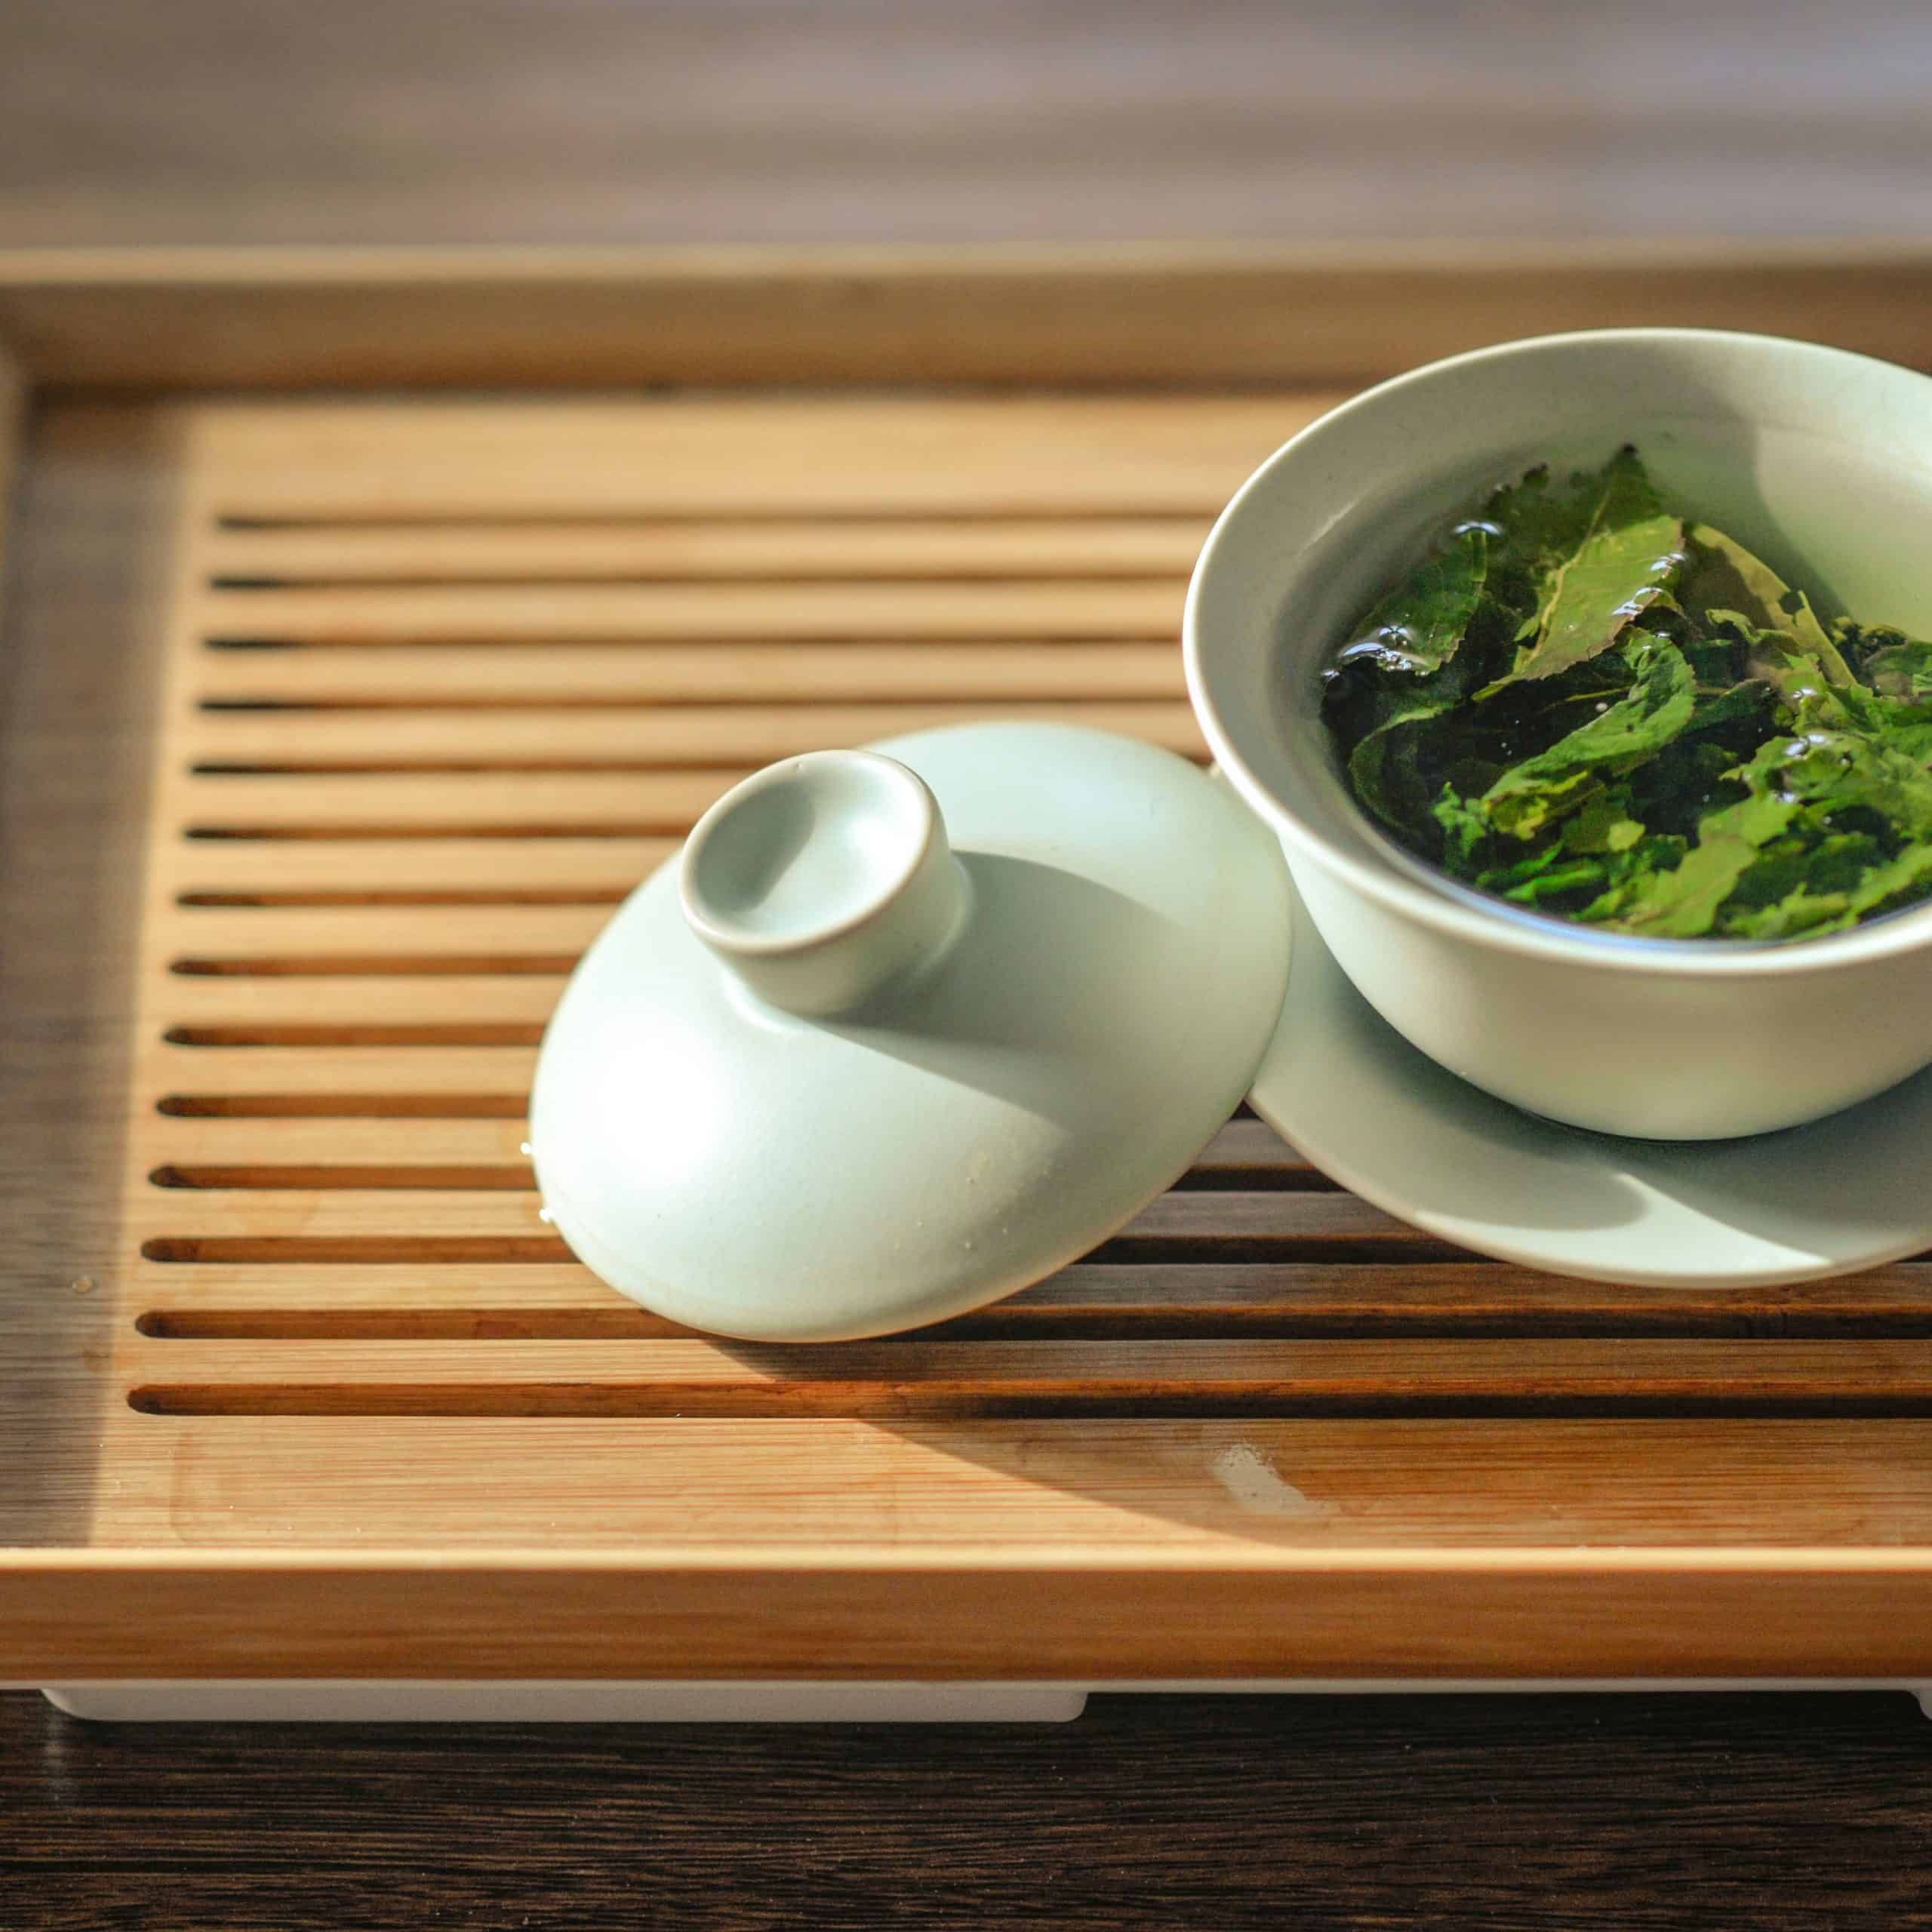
<box><xmin>1186</xmin><ymin>328</ymin><xmax>1932</xmax><ymax>1140</ymax></box>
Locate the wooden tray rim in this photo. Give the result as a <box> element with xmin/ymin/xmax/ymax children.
<box><xmin>1</xmin><ymin>240</ymin><xmax>1930</xmax><ymax>392</ymax></box>
<box><xmin>8</xmin><ymin>247</ymin><xmax>1932</xmax><ymax>1678</ymax></box>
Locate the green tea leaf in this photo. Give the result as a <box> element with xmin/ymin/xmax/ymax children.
<box><xmin>1679</xmin><ymin>625</ymin><xmax>1746</xmax><ymax>689</ymax></box>
<box><xmin>1321</xmin><ymin>445</ymin><xmax>1932</xmax><ymax>945</ymax></box>
<box><xmin>1475</xmin><ymin>839</ymin><xmax>1567</xmax><ymax>891</ymax></box>
<box><xmin>1477</xmin><ymin>466</ymin><xmax>1601</xmax><ymax>605</ymax></box>
<box><xmin>1844</xmin><ymin>840</ymin><xmax>1932</xmax><ymax>917</ymax></box>
<box><xmin>1724</xmin><ymin>634</ymin><xmax>1863</xmax><ymax>734</ymax></box>
<box><xmin>1501</xmin><ymin>860</ymin><xmax>1613</xmax><ymax>903</ymax></box>
<box><xmin>1725</xmin><ymin>840</ymin><xmax>1932</xmax><ymax>940</ymax></box>
<box><xmin>1686</xmin><ymin>679</ymin><xmax>1771</xmax><ymax>734</ymax></box>
<box><xmin>1478</xmin><ymin>632</ymin><xmax>1695</xmax><ymax>839</ymax></box>
<box><xmin>1860</xmin><ymin>633</ymin><xmax>1932</xmax><ymax>703</ymax></box>
<box><xmin>1727</xmin><ymin>890</ymin><xmax>1856</xmax><ymax>940</ymax></box>
<box><xmin>1346</xmin><ymin>685</ymin><xmax>1462</xmax><ymax>836</ymax></box>
<box><xmin>1562</xmin><ymin>789</ymin><xmax>1646</xmax><ymax>854</ymax></box>
<box><xmin>1338</xmin><ymin>525</ymin><xmax>1488</xmax><ymax>677</ymax></box>
<box><xmin>1431</xmin><ymin>784</ymin><xmax>1489</xmax><ymax>867</ymax></box>
<box><xmin>1716</xmin><ymin>826</ymin><xmax>1860</xmax><ymax>915</ymax></box>
<box><xmin>1737</xmin><ymin>723</ymin><xmax>1932</xmax><ymax>842</ymax></box>
<box><xmin>1704</xmin><ymin>611</ymin><xmax>1858</xmax><ymax>700</ymax></box>
<box><xmin>1577</xmin><ymin>834</ymin><xmax>1690</xmax><ymax>921</ymax></box>
<box><xmin>1482</xmin><ymin>452</ymin><xmax>1685</xmax><ymax>691</ymax></box>
<box><xmin>1603</xmin><ymin>790</ymin><xmax>1799</xmax><ymax>937</ymax></box>
<box><xmin>1678</xmin><ymin>523</ymin><xmax>1845</xmax><ymax>676</ymax></box>
<box><xmin>1870</xmin><ymin>718</ymin><xmax>1932</xmax><ymax>764</ymax></box>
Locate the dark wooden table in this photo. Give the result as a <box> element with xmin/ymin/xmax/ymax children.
<box><xmin>7</xmin><ymin>1689</ymin><xmax>1932</xmax><ymax>1927</ymax></box>
<box><xmin>8</xmin><ymin>5</ymin><xmax>1932</xmax><ymax>1924</ymax></box>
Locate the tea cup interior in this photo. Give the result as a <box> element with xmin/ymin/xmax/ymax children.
<box><xmin>1189</xmin><ymin>330</ymin><xmax>1932</xmax><ymax>934</ymax></box>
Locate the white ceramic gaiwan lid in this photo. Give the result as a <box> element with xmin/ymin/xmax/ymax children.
<box><xmin>529</xmin><ymin>721</ymin><xmax>1291</xmax><ymax>1341</ymax></box>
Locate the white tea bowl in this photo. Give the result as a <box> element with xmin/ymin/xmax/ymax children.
<box><xmin>1186</xmin><ymin>328</ymin><xmax>1932</xmax><ymax>1139</ymax></box>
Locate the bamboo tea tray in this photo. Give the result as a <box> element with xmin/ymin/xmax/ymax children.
<box><xmin>8</xmin><ymin>247</ymin><xmax>1932</xmax><ymax>1710</ymax></box>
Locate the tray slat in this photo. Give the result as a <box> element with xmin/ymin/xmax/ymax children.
<box><xmin>115</xmin><ymin>1257</ymin><xmax>1932</xmax><ymax>1342</ymax></box>
<box><xmin>171</xmin><ymin>836</ymin><xmax>682</xmax><ymax>898</ymax></box>
<box><xmin>185</xmin><ymin>393</ymin><xmax>1340</xmax><ymax>517</ymax></box>
<box><xmin>116</xmin><ymin>1337</ymin><xmax>1932</xmax><ymax>1420</ymax></box>
<box><xmin>205</xmin><ymin>515</ymin><xmax>1210</xmax><ymax>582</ymax></box>
<box><xmin>195</xmin><ymin>641</ymin><xmax>1189</xmax><ymax>704</ymax></box>
<box><xmin>186</xmin><ymin>700</ymin><xmax>1206</xmax><ymax>771</ymax></box>
<box><xmin>128</xmin><ymin>1187</ymin><xmax>1412</xmax><ymax>1248</ymax></box>
<box><xmin>200</xmin><ymin>579</ymin><xmax>1189</xmax><ymax>640</ymax></box>
<box><xmin>79</xmin><ymin>1417</ymin><xmax>1932</xmax><ymax>1552</ymax></box>
<box><xmin>157</xmin><ymin>903</ymin><xmax>612</xmax><ymax>957</ymax></box>
<box><xmin>177</xmin><ymin>781</ymin><xmax>738</xmax><ymax>834</ymax></box>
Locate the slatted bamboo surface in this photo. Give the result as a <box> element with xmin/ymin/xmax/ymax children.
<box><xmin>11</xmin><ymin>378</ymin><xmax>1932</xmax><ymax>1682</ymax></box>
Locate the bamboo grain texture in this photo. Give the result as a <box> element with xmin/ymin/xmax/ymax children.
<box><xmin>5</xmin><ymin>248</ymin><xmax>1932</xmax><ymax>393</ymax></box>
<box><xmin>11</xmin><ymin>365</ymin><xmax>1932</xmax><ymax>1682</ymax></box>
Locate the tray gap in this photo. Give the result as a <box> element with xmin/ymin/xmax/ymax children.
<box><xmin>149</xmin><ymin>1163</ymin><xmax>536</xmax><ymax>1192</ymax></box>
<box><xmin>195</xmin><ymin>694</ymin><xmax>1160</xmax><ymax>714</ymax></box>
<box><xmin>134</xmin><ymin>1307</ymin><xmax>1932</xmax><ymax>1343</ymax></box>
<box><xmin>169</xmin><ymin>954</ymin><xmax>577</xmax><ymax>976</ymax></box>
<box><xmin>154</xmin><ymin>1094</ymin><xmax>531</xmax><ymax>1119</ymax></box>
<box><xmin>183</xmin><ymin>824</ymin><xmax>695</xmax><ymax>839</ymax></box>
<box><xmin>206</xmin><ymin>572</ymin><xmax>1190</xmax><ymax>592</ymax></box>
<box><xmin>160</xmin><ymin>1023</ymin><xmax>548</xmax><ymax>1046</ymax></box>
<box><xmin>137</xmin><ymin>1235</ymin><xmax>1454</xmax><ymax>1266</ymax></box>
<box><xmin>176</xmin><ymin>890</ymin><xmax>629</xmax><ymax>907</ymax></box>
<box><xmin>210</xmin><ymin>509</ymin><xmax>1221</xmax><ymax>532</ymax></box>
<box><xmin>125</xmin><ymin>1385</ymin><xmax>1932</xmax><ymax>1422</ymax></box>
<box><xmin>145</xmin><ymin>1162</ymin><xmax>1322</xmax><ymax>1194</ymax></box>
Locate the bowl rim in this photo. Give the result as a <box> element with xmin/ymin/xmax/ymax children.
<box><xmin>1183</xmin><ymin>324</ymin><xmax>1932</xmax><ymax>980</ymax></box>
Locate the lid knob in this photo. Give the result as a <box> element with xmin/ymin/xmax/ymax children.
<box><xmin>678</xmin><ymin>750</ymin><xmax>969</xmax><ymax>1016</ymax></box>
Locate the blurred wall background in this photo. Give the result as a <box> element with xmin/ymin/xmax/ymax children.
<box><xmin>1</xmin><ymin>0</ymin><xmax>1927</xmax><ymax>249</ymax></box>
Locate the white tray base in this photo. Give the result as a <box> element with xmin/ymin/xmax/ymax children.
<box><xmin>29</xmin><ymin>1679</ymin><xmax>1932</xmax><ymax>1723</ymax></box>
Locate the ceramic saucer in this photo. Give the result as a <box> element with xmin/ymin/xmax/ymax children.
<box><xmin>1248</xmin><ymin>867</ymin><xmax>1932</xmax><ymax>1288</ymax></box>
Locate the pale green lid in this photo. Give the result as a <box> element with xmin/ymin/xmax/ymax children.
<box><xmin>530</xmin><ymin>721</ymin><xmax>1291</xmax><ymax>1341</ymax></box>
